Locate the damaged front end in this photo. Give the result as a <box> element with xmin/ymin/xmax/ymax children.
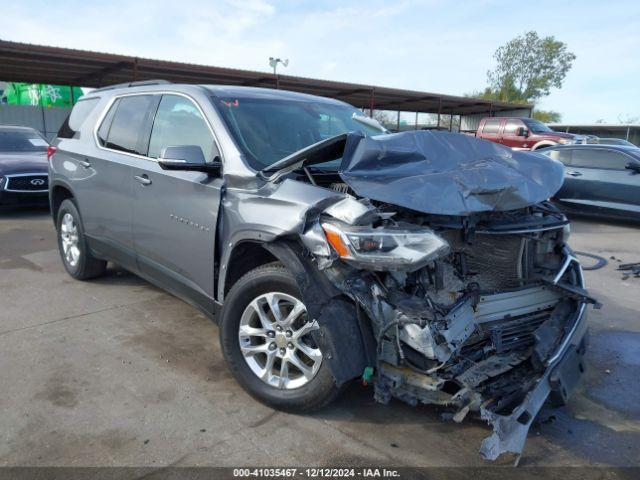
<box><xmin>277</xmin><ymin>131</ymin><xmax>596</xmax><ymax>460</ymax></box>
<box><xmin>308</xmin><ymin>200</ymin><xmax>591</xmax><ymax>460</ymax></box>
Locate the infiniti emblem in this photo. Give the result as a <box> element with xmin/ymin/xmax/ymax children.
<box><xmin>30</xmin><ymin>179</ymin><xmax>45</xmax><ymax>186</ymax></box>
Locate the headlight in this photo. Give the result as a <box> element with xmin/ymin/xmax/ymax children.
<box><xmin>321</xmin><ymin>221</ymin><xmax>450</xmax><ymax>271</ymax></box>
<box><xmin>558</xmin><ymin>138</ymin><xmax>575</xmax><ymax>145</ymax></box>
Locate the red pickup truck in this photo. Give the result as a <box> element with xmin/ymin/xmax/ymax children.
<box><xmin>475</xmin><ymin>117</ymin><xmax>592</xmax><ymax>150</ymax></box>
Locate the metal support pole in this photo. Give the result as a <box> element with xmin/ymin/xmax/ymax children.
<box><xmin>396</xmin><ymin>111</ymin><xmax>401</xmax><ymax>132</ymax></box>
<box><xmin>369</xmin><ymin>88</ymin><xmax>375</xmax><ymax>118</ymax></box>
<box><xmin>626</xmin><ymin>126</ymin><xmax>631</xmax><ymax>141</ymax></box>
<box><xmin>133</xmin><ymin>58</ymin><xmax>139</xmax><ymax>81</ymax></box>
<box><xmin>437</xmin><ymin>99</ymin><xmax>442</xmax><ymax>127</ymax></box>
<box><xmin>40</xmin><ymin>104</ymin><xmax>46</xmax><ymax>139</ymax></box>
<box><xmin>415</xmin><ymin>111</ymin><xmax>418</xmax><ymax>130</ymax></box>
<box><xmin>489</xmin><ymin>101</ymin><xmax>493</xmax><ymax>117</ymax></box>
<box><xmin>449</xmin><ymin>113</ymin><xmax>453</xmax><ymax>131</ymax></box>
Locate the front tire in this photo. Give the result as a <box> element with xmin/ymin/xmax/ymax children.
<box><xmin>219</xmin><ymin>263</ymin><xmax>340</xmax><ymax>412</ymax></box>
<box><xmin>56</xmin><ymin>199</ymin><xmax>107</xmax><ymax>280</ymax></box>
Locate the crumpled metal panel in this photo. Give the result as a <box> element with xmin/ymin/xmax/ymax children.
<box><xmin>338</xmin><ymin>131</ymin><xmax>565</xmax><ymax>216</ymax></box>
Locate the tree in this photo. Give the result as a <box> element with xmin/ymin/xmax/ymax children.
<box><xmin>618</xmin><ymin>114</ymin><xmax>640</xmax><ymax>124</ymax></box>
<box><xmin>373</xmin><ymin>110</ymin><xmax>395</xmax><ymax>128</ymax></box>
<box><xmin>532</xmin><ymin>110</ymin><xmax>561</xmax><ymax>123</ymax></box>
<box><xmin>482</xmin><ymin>31</ymin><xmax>575</xmax><ymax>104</ymax></box>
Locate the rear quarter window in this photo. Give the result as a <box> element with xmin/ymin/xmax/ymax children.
<box><xmin>57</xmin><ymin>97</ymin><xmax>100</xmax><ymax>139</ymax></box>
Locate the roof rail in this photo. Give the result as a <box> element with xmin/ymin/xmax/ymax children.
<box><xmin>91</xmin><ymin>79</ymin><xmax>171</xmax><ymax>93</ymax></box>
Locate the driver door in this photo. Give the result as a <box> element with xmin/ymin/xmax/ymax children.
<box><xmin>131</xmin><ymin>94</ymin><xmax>223</xmax><ymax>314</ymax></box>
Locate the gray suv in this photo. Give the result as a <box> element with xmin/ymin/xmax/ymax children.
<box><xmin>49</xmin><ymin>81</ymin><xmax>594</xmax><ymax>460</ymax></box>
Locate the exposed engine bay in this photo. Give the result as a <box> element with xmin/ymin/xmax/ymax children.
<box><xmin>249</xmin><ymin>131</ymin><xmax>597</xmax><ymax>460</ymax></box>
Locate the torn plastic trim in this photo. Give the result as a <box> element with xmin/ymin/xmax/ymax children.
<box><xmin>322</xmin><ymin>196</ymin><xmax>379</xmax><ymax>225</ymax></box>
<box><xmin>300</xmin><ymin>196</ymin><xmax>381</xmax><ymax>268</ymax></box>
<box><xmin>479</xmin><ymin>302</ymin><xmax>588</xmax><ymax>460</ymax></box>
<box><xmin>543</xmin><ymin>247</ymin><xmax>601</xmax><ymax>309</ymax></box>
<box><xmin>552</xmin><ymin>247</ymin><xmax>581</xmax><ymax>285</ymax></box>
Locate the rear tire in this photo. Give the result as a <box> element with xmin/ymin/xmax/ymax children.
<box><xmin>56</xmin><ymin>199</ymin><xmax>106</xmax><ymax>280</ymax></box>
<box><xmin>219</xmin><ymin>263</ymin><xmax>340</xmax><ymax>412</ymax></box>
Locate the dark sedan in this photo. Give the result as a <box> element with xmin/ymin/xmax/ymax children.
<box><xmin>0</xmin><ymin>125</ymin><xmax>50</xmax><ymax>207</ymax></box>
<box><xmin>540</xmin><ymin>144</ymin><xmax>640</xmax><ymax>221</ymax></box>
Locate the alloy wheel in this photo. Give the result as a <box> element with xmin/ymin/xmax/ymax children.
<box><xmin>238</xmin><ymin>292</ymin><xmax>322</xmax><ymax>389</ymax></box>
<box><xmin>60</xmin><ymin>212</ymin><xmax>81</xmax><ymax>268</ymax></box>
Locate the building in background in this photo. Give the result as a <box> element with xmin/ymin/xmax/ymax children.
<box><xmin>0</xmin><ymin>40</ymin><xmax>529</xmax><ymax>141</ymax></box>
<box><xmin>0</xmin><ymin>82</ymin><xmax>85</xmax><ymax>140</ymax></box>
<box><xmin>550</xmin><ymin>124</ymin><xmax>639</xmax><ymax>146</ymax></box>
<box><xmin>1</xmin><ymin>82</ymin><xmax>84</xmax><ymax>107</ymax></box>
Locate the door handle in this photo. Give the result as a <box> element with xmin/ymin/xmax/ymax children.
<box><xmin>566</xmin><ymin>171</ymin><xmax>582</xmax><ymax>177</ymax></box>
<box><xmin>134</xmin><ymin>174</ymin><xmax>152</xmax><ymax>186</ymax></box>
<box><xmin>78</xmin><ymin>159</ymin><xmax>91</xmax><ymax>168</ymax></box>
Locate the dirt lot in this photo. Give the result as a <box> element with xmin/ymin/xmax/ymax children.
<box><xmin>1</xmin><ymin>207</ymin><xmax>639</xmax><ymax>468</ymax></box>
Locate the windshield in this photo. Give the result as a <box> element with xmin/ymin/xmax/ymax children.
<box><xmin>0</xmin><ymin>130</ymin><xmax>48</xmax><ymax>152</ymax></box>
<box><xmin>214</xmin><ymin>97</ymin><xmax>385</xmax><ymax>169</ymax></box>
<box><xmin>523</xmin><ymin>119</ymin><xmax>554</xmax><ymax>134</ymax></box>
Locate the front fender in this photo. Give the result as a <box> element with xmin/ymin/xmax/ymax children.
<box><xmin>264</xmin><ymin>240</ymin><xmax>373</xmax><ymax>386</ymax></box>
<box><xmin>531</xmin><ymin>140</ymin><xmax>557</xmax><ymax>150</ymax></box>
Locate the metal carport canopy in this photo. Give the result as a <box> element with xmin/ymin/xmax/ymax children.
<box><xmin>0</xmin><ymin>39</ymin><xmax>528</xmax><ymax>115</ymax></box>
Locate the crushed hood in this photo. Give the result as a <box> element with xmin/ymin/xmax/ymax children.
<box><xmin>338</xmin><ymin>131</ymin><xmax>565</xmax><ymax>216</ymax></box>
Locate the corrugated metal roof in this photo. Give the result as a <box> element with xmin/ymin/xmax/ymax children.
<box><xmin>0</xmin><ymin>39</ymin><xmax>529</xmax><ymax>116</ymax></box>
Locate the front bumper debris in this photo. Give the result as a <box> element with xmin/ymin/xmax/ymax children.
<box><xmin>297</xmin><ymin>199</ymin><xmax>594</xmax><ymax>461</ymax></box>
<box><xmin>479</xmin><ymin>303</ymin><xmax>588</xmax><ymax>460</ymax></box>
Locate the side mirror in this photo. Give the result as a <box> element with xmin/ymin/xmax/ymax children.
<box><xmin>158</xmin><ymin>145</ymin><xmax>221</xmax><ymax>174</ymax></box>
<box><xmin>516</xmin><ymin>127</ymin><xmax>529</xmax><ymax>137</ymax></box>
<box><xmin>625</xmin><ymin>162</ymin><xmax>640</xmax><ymax>174</ymax></box>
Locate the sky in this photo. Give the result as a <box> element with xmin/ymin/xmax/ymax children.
<box><xmin>2</xmin><ymin>0</ymin><xmax>639</xmax><ymax>124</ymax></box>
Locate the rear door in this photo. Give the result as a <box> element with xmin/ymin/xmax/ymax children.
<box><xmin>544</xmin><ymin>148</ymin><xmax>579</xmax><ymax>202</ymax></box>
<box><xmin>560</xmin><ymin>148</ymin><xmax>640</xmax><ymax>213</ymax></box>
<box><xmin>478</xmin><ymin>118</ymin><xmax>503</xmax><ymax>145</ymax></box>
<box><xmin>131</xmin><ymin>93</ymin><xmax>223</xmax><ymax>313</ymax></box>
<box><xmin>73</xmin><ymin>94</ymin><xmax>157</xmax><ymax>269</ymax></box>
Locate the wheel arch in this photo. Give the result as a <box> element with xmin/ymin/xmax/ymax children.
<box><xmin>532</xmin><ymin>140</ymin><xmax>557</xmax><ymax>150</ymax></box>
<box><xmin>50</xmin><ymin>181</ymin><xmax>75</xmax><ymax>224</ymax></box>
<box><xmin>219</xmin><ymin>237</ymin><xmax>373</xmax><ymax>386</ymax></box>
<box><xmin>262</xmin><ymin>239</ymin><xmax>374</xmax><ymax>386</ymax></box>
<box><xmin>219</xmin><ymin>240</ymin><xmax>279</xmax><ymax>300</ymax></box>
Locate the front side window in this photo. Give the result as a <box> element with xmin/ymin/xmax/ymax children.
<box><xmin>482</xmin><ymin>119</ymin><xmax>501</xmax><ymax>134</ymax></box>
<box><xmin>503</xmin><ymin>119</ymin><xmax>523</xmax><ymax>134</ymax></box>
<box><xmin>148</xmin><ymin>95</ymin><xmax>217</xmax><ymax>161</ymax></box>
<box><xmin>98</xmin><ymin>95</ymin><xmax>155</xmax><ymax>155</ymax></box>
<box><xmin>214</xmin><ymin>97</ymin><xmax>385</xmax><ymax>169</ymax></box>
<box><xmin>572</xmin><ymin>149</ymin><xmax>631</xmax><ymax>170</ymax></box>
<box><xmin>0</xmin><ymin>129</ymin><xmax>48</xmax><ymax>152</ymax></box>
